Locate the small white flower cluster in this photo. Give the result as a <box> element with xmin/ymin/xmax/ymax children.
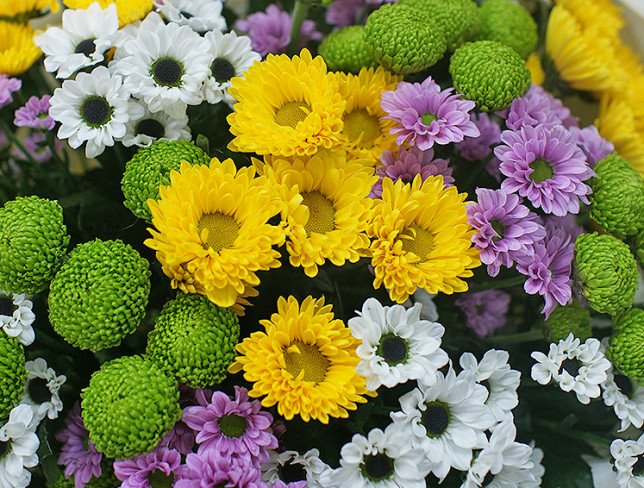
<box><xmin>0</xmin><ymin>291</ymin><xmax>35</xmax><ymax>346</ymax></box>
<box><xmin>36</xmin><ymin>0</ymin><xmax>260</xmax><ymax>157</ymax></box>
<box><xmin>611</xmin><ymin>432</ymin><xmax>644</xmax><ymax>488</ymax></box>
<box><xmin>261</xmin><ymin>448</ymin><xmax>331</xmax><ymax>487</ymax></box>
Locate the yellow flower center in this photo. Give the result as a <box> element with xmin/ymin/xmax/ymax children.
<box><xmin>197</xmin><ymin>212</ymin><xmax>240</xmax><ymax>252</ymax></box>
<box><xmin>275</xmin><ymin>101</ymin><xmax>311</xmax><ymax>128</ymax></box>
<box><xmin>301</xmin><ymin>191</ymin><xmax>335</xmax><ymax>235</ymax></box>
<box><xmin>400</xmin><ymin>224</ymin><xmax>435</xmax><ymax>263</ymax></box>
<box><xmin>283</xmin><ymin>341</ymin><xmax>329</xmax><ymax>383</ymax></box>
<box><xmin>342</xmin><ymin>108</ymin><xmax>380</xmax><ymax>148</ymax></box>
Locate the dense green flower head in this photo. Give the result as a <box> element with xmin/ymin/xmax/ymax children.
<box><xmin>574</xmin><ymin>233</ymin><xmax>638</xmax><ymax>315</ymax></box>
<box><xmin>399</xmin><ymin>0</ymin><xmax>479</xmax><ymax>51</ymax></box>
<box><xmin>606</xmin><ymin>308</ymin><xmax>644</xmax><ymax>384</ymax></box>
<box><xmin>0</xmin><ymin>333</ymin><xmax>26</xmax><ymax>420</ymax></box>
<box><xmin>121</xmin><ymin>140</ymin><xmax>211</xmax><ymax>222</ymax></box>
<box><xmin>81</xmin><ymin>355</ymin><xmax>181</xmax><ymax>459</ymax></box>
<box><xmin>545</xmin><ymin>300</ymin><xmax>592</xmax><ymax>342</ymax></box>
<box><xmin>364</xmin><ymin>4</ymin><xmax>447</xmax><ymax>75</ymax></box>
<box><xmin>636</xmin><ymin>227</ymin><xmax>644</xmax><ymax>265</ymax></box>
<box><xmin>48</xmin><ymin>239</ymin><xmax>151</xmax><ymax>352</ymax></box>
<box><xmin>476</xmin><ymin>0</ymin><xmax>538</xmax><ymax>59</ymax></box>
<box><xmin>318</xmin><ymin>26</ymin><xmax>377</xmax><ymax>73</ymax></box>
<box><xmin>589</xmin><ymin>153</ymin><xmax>644</xmax><ymax>239</ymax></box>
<box><xmin>449</xmin><ymin>40</ymin><xmax>531</xmax><ymax>111</ymax></box>
<box><xmin>146</xmin><ymin>293</ymin><xmax>240</xmax><ymax>388</ymax></box>
<box><xmin>0</xmin><ymin>196</ymin><xmax>69</xmax><ymax>295</ymax></box>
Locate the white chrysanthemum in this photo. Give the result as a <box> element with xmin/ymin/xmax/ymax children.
<box><xmin>155</xmin><ymin>0</ymin><xmax>227</xmax><ymax>33</ymax></box>
<box><xmin>110</xmin><ymin>11</ymin><xmax>166</xmax><ymax>63</ymax></box>
<box><xmin>531</xmin><ymin>333</ymin><xmax>611</xmax><ymax>404</ymax></box>
<box><xmin>112</xmin><ymin>19</ymin><xmax>213</xmax><ymax>118</ymax></box>
<box><xmin>348</xmin><ymin>298</ymin><xmax>448</xmax><ymax>391</ymax></box>
<box><xmin>528</xmin><ymin>442</ymin><xmax>545</xmax><ymax>486</ymax></box>
<box><xmin>262</xmin><ymin>448</ymin><xmax>330</xmax><ymax>487</ymax></box>
<box><xmin>460</xmin><ymin>350</ymin><xmax>521</xmax><ymax>422</ymax></box>
<box><xmin>49</xmin><ymin>66</ymin><xmax>144</xmax><ymax>158</ymax></box>
<box><xmin>0</xmin><ymin>405</ymin><xmax>39</xmax><ymax>488</ymax></box>
<box><xmin>463</xmin><ymin>420</ymin><xmax>537</xmax><ymax>488</ymax></box>
<box><xmin>611</xmin><ymin>433</ymin><xmax>644</xmax><ymax>488</ymax></box>
<box><xmin>202</xmin><ymin>30</ymin><xmax>260</xmax><ymax>106</ymax></box>
<box><xmin>21</xmin><ymin>359</ymin><xmax>66</xmax><ymax>421</ymax></box>
<box><xmin>390</xmin><ymin>368</ymin><xmax>496</xmax><ymax>481</ymax></box>
<box><xmin>0</xmin><ymin>291</ymin><xmax>35</xmax><ymax>346</ymax></box>
<box><xmin>122</xmin><ymin>103</ymin><xmax>191</xmax><ymax>147</ymax></box>
<box><xmin>408</xmin><ymin>289</ymin><xmax>439</xmax><ymax>322</ymax></box>
<box><xmin>34</xmin><ymin>3</ymin><xmax>119</xmax><ymax>79</ymax></box>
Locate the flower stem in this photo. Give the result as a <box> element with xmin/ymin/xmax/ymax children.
<box><xmin>469</xmin><ymin>275</ymin><xmax>525</xmax><ymax>292</ymax></box>
<box><xmin>288</xmin><ymin>0</ymin><xmax>310</xmax><ymax>56</ymax></box>
<box><xmin>485</xmin><ymin>328</ymin><xmax>544</xmax><ymax>345</ymax></box>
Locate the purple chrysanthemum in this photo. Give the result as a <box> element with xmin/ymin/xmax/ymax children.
<box><xmin>499</xmin><ymin>85</ymin><xmax>578</xmax><ymax>131</ymax></box>
<box><xmin>568</xmin><ymin>125</ymin><xmax>614</xmax><ymax>167</ymax></box>
<box><xmin>14</xmin><ymin>95</ymin><xmax>55</xmax><ymax>130</ymax></box>
<box><xmin>516</xmin><ymin>225</ymin><xmax>574</xmax><ymax>318</ymax></box>
<box><xmin>381</xmin><ymin>76</ymin><xmax>480</xmax><ymax>151</ymax></box>
<box><xmin>0</xmin><ymin>75</ymin><xmax>21</xmax><ymax>109</ymax></box>
<box><xmin>272</xmin><ymin>481</ymin><xmax>307</xmax><ymax>488</ymax></box>
<box><xmin>455</xmin><ymin>112</ymin><xmax>501</xmax><ymax>161</ymax></box>
<box><xmin>182</xmin><ymin>386</ymin><xmax>277</xmax><ymax>464</ymax></box>
<box><xmin>467</xmin><ymin>188</ymin><xmax>546</xmax><ymax>277</ymax></box>
<box><xmin>56</xmin><ymin>402</ymin><xmax>103</xmax><ymax>488</ymax></box>
<box><xmin>10</xmin><ymin>132</ymin><xmax>62</xmax><ymax>163</ymax></box>
<box><xmin>175</xmin><ymin>450</ymin><xmax>263</xmax><ymax>488</ymax></box>
<box><xmin>236</xmin><ymin>4</ymin><xmax>322</xmax><ymax>56</ymax></box>
<box><xmin>114</xmin><ymin>447</ymin><xmax>187</xmax><ymax>488</ymax></box>
<box><xmin>159</xmin><ymin>420</ymin><xmax>195</xmax><ymax>455</ymax></box>
<box><xmin>455</xmin><ymin>290</ymin><xmax>511</xmax><ymax>338</ymax></box>
<box><xmin>370</xmin><ymin>146</ymin><xmax>453</xmax><ymax>197</ymax></box>
<box><xmin>495</xmin><ymin>125</ymin><xmax>594</xmax><ymax>216</ymax></box>
<box><xmin>543</xmin><ymin>214</ymin><xmax>584</xmax><ymax>242</ymax></box>
<box><xmin>325</xmin><ymin>0</ymin><xmax>366</xmax><ymax>26</ymax></box>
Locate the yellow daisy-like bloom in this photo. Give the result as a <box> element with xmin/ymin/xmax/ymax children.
<box><xmin>553</xmin><ymin>0</ymin><xmax>623</xmax><ymax>38</ymax></box>
<box><xmin>62</xmin><ymin>0</ymin><xmax>152</xmax><ymax>26</ymax></box>
<box><xmin>526</xmin><ymin>52</ymin><xmax>545</xmax><ymax>86</ymax></box>
<box><xmin>0</xmin><ymin>0</ymin><xmax>59</xmax><ymax>17</ymax></box>
<box><xmin>227</xmin><ymin>49</ymin><xmax>346</xmax><ymax>157</ymax></box>
<box><xmin>144</xmin><ymin>159</ymin><xmax>286</xmax><ymax>314</ymax></box>
<box><xmin>256</xmin><ymin>150</ymin><xmax>376</xmax><ymax>277</ymax></box>
<box><xmin>335</xmin><ymin>67</ymin><xmax>402</xmax><ymax>166</ymax></box>
<box><xmin>229</xmin><ymin>295</ymin><xmax>372</xmax><ymax>423</ymax></box>
<box><xmin>0</xmin><ymin>22</ymin><xmax>41</xmax><ymax>76</ymax></box>
<box><xmin>369</xmin><ymin>175</ymin><xmax>480</xmax><ymax>303</ymax></box>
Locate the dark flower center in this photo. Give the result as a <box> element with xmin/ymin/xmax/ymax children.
<box><xmin>0</xmin><ymin>441</ymin><xmax>8</xmax><ymax>458</ymax></box>
<box><xmin>151</xmin><ymin>57</ymin><xmax>184</xmax><ymax>87</ymax></box>
<box><xmin>421</xmin><ymin>113</ymin><xmax>437</xmax><ymax>125</ymax></box>
<box><xmin>81</xmin><ymin>96</ymin><xmax>112</xmax><ymax>127</ymax></box>
<box><xmin>377</xmin><ymin>334</ymin><xmax>408</xmax><ymax>366</ymax></box>
<box><xmin>0</xmin><ymin>297</ymin><xmax>15</xmax><ymax>316</ymax></box>
<box><xmin>28</xmin><ymin>378</ymin><xmax>51</xmax><ymax>404</ymax></box>
<box><xmin>135</xmin><ymin>119</ymin><xmax>165</xmax><ymax>139</ymax></box>
<box><xmin>75</xmin><ymin>38</ymin><xmax>96</xmax><ymax>56</ymax></box>
<box><xmin>491</xmin><ymin>220</ymin><xmax>505</xmax><ymax>241</ymax></box>
<box><xmin>148</xmin><ymin>470</ymin><xmax>174</xmax><ymax>488</ymax></box>
<box><xmin>218</xmin><ymin>414</ymin><xmax>248</xmax><ymax>438</ymax></box>
<box><xmin>614</xmin><ymin>374</ymin><xmax>633</xmax><ymax>398</ymax></box>
<box><xmin>212</xmin><ymin>58</ymin><xmax>236</xmax><ymax>83</ymax></box>
<box><xmin>529</xmin><ymin>158</ymin><xmax>554</xmax><ymax>183</ymax></box>
<box><xmin>633</xmin><ymin>454</ymin><xmax>644</xmax><ymax>476</ymax></box>
<box><xmin>561</xmin><ymin>358</ymin><xmax>581</xmax><ymax>377</ymax></box>
<box><xmin>361</xmin><ymin>453</ymin><xmax>394</xmax><ymax>481</ymax></box>
<box><xmin>180</xmin><ymin>10</ymin><xmax>193</xmax><ymax>18</ymax></box>
<box><xmin>482</xmin><ymin>472</ymin><xmax>495</xmax><ymax>486</ymax></box>
<box><xmin>421</xmin><ymin>402</ymin><xmax>450</xmax><ymax>437</ymax></box>
<box><xmin>280</xmin><ymin>461</ymin><xmax>307</xmax><ymax>482</ymax></box>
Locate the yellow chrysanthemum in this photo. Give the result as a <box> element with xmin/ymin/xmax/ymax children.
<box><xmin>229</xmin><ymin>295</ymin><xmax>372</xmax><ymax>423</ymax></box>
<box><xmin>526</xmin><ymin>52</ymin><xmax>545</xmax><ymax>86</ymax></box>
<box><xmin>62</xmin><ymin>0</ymin><xmax>152</xmax><ymax>26</ymax></box>
<box><xmin>227</xmin><ymin>49</ymin><xmax>346</xmax><ymax>157</ymax></box>
<box><xmin>0</xmin><ymin>0</ymin><xmax>59</xmax><ymax>17</ymax></box>
<box><xmin>335</xmin><ymin>67</ymin><xmax>402</xmax><ymax>165</ymax></box>
<box><xmin>0</xmin><ymin>22</ymin><xmax>41</xmax><ymax>76</ymax></box>
<box><xmin>144</xmin><ymin>159</ymin><xmax>286</xmax><ymax>314</ymax></box>
<box><xmin>368</xmin><ymin>175</ymin><xmax>480</xmax><ymax>303</ymax></box>
<box><xmin>256</xmin><ymin>150</ymin><xmax>376</xmax><ymax>277</ymax></box>
<box><xmin>553</xmin><ymin>0</ymin><xmax>623</xmax><ymax>38</ymax></box>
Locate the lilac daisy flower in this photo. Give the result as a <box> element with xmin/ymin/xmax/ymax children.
<box><xmin>467</xmin><ymin>188</ymin><xmax>546</xmax><ymax>277</ymax></box>
<box><xmin>114</xmin><ymin>447</ymin><xmax>186</xmax><ymax>488</ymax></box>
<box><xmin>568</xmin><ymin>125</ymin><xmax>614</xmax><ymax>167</ymax></box>
<box><xmin>325</xmin><ymin>0</ymin><xmax>366</xmax><ymax>27</ymax></box>
<box><xmin>56</xmin><ymin>402</ymin><xmax>103</xmax><ymax>488</ymax></box>
<box><xmin>543</xmin><ymin>214</ymin><xmax>584</xmax><ymax>242</ymax></box>
<box><xmin>516</xmin><ymin>225</ymin><xmax>574</xmax><ymax>318</ymax></box>
<box><xmin>495</xmin><ymin>125</ymin><xmax>594</xmax><ymax>216</ymax></box>
<box><xmin>11</xmin><ymin>132</ymin><xmax>62</xmax><ymax>164</ymax></box>
<box><xmin>370</xmin><ymin>146</ymin><xmax>453</xmax><ymax>198</ymax></box>
<box><xmin>456</xmin><ymin>290</ymin><xmax>511</xmax><ymax>338</ymax></box>
<box><xmin>159</xmin><ymin>420</ymin><xmax>195</xmax><ymax>455</ymax></box>
<box><xmin>500</xmin><ymin>85</ymin><xmax>578</xmax><ymax>131</ymax></box>
<box><xmin>14</xmin><ymin>95</ymin><xmax>55</xmax><ymax>130</ymax></box>
<box><xmin>381</xmin><ymin>76</ymin><xmax>480</xmax><ymax>151</ymax></box>
<box><xmin>272</xmin><ymin>482</ymin><xmax>306</xmax><ymax>488</ymax></box>
<box><xmin>182</xmin><ymin>386</ymin><xmax>278</xmax><ymax>464</ymax></box>
<box><xmin>176</xmin><ymin>450</ymin><xmax>264</xmax><ymax>488</ymax></box>
<box><xmin>455</xmin><ymin>112</ymin><xmax>501</xmax><ymax>161</ymax></box>
<box><xmin>236</xmin><ymin>4</ymin><xmax>322</xmax><ymax>56</ymax></box>
<box><xmin>0</xmin><ymin>75</ymin><xmax>21</xmax><ymax>109</ymax></box>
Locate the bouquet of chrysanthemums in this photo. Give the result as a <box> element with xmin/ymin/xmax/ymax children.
<box><xmin>1</xmin><ymin>0</ymin><xmax>643</xmax><ymax>486</ymax></box>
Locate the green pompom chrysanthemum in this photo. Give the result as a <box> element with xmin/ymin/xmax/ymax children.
<box><xmin>399</xmin><ymin>0</ymin><xmax>479</xmax><ymax>51</ymax></box>
<box><xmin>0</xmin><ymin>333</ymin><xmax>26</xmax><ymax>420</ymax></box>
<box><xmin>636</xmin><ymin>227</ymin><xmax>644</xmax><ymax>265</ymax></box>
<box><xmin>477</xmin><ymin>0</ymin><xmax>538</xmax><ymax>59</ymax></box>
<box><xmin>545</xmin><ymin>300</ymin><xmax>592</xmax><ymax>342</ymax></box>
<box><xmin>48</xmin><ymin>239</ymin><xmax>151</xmax><ymax>352</ymax></box>
<box><xmin>81</xmin><ymin>355</ymin><xmax>181</xmax><ymax>459</ymax></box>
<box><xmin>364</xmin><ymin>4</ymin><xmax>446</xmax><ymax>75</ymax></box>
<box><xmin>574</xmin><ymin>233</ymin><xmax>638</xmax><ymax>315</ymax></box>
<box><xmin>589</xmin><ymin>153</ymin><xmax>644</xmax><ymax>239</ymax></box>
<box><xmin>0</xmin><ymin>196</ymin><xmax>69</xmax><ymax>295</ymax></box>
<box><xmin>606</xmin><ymin>308</ymin><xmax>644</xmax><ymax>384</ymax></box>
<box><xmin>121</xmin><ymin>140</ymin><xmax>211</xmax><ymax>222</ymax></box>
<box><xmin>449</xmin><ymin>40</ymin><xmax>531</xmax><ymax>111</ymax></box>
<box><xmin>318</xmin><ymin>26</ymin><xmax>377</xmax><ymax>73</ymax></box>
<box><xmin>146</xmin><ymin>293</ymin><xmax>240</xmax><ymax>388</ymax></box>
